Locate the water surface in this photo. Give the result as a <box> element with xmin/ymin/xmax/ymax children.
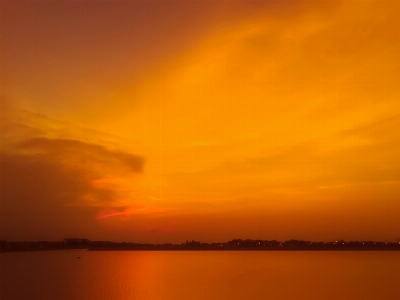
<box><xmin>1</xmin><ymin>250</ymin><xmax>399</xmax><ymax>300</ymax></box>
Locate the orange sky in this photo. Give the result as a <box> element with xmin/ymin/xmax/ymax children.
<box><xmin>1</xmin><ymin>0</ymin><xmax>400</xmax><ymax>242</ymax></box>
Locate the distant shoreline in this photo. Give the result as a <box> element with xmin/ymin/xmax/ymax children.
<box><xmin>2</xmin><ymin>239</ymin><xmax>400</xmax><ymax>253</ymax></box>
<box><xmin>87</xmin><ymin>247</ymin><xmax>400</xmax><ymax>252</ymax></box>
<box><xmin>2</xmin><ymin>248</ymin><xmax>400</xmax><ymax>253</ymax></box>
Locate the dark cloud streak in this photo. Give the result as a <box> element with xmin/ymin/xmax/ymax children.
<box><xmin>16</xmin><ymin>137</ymin><xmax>144</xmax><ymax>174</ymax></box>
<box><xmin>0</xmin><ymin>136</ymin><xmax>144</xmax><ymax>240</ymax></box>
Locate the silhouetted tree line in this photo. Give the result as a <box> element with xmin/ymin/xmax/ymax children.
<box><xmin>1</xmin><ymin>238</ymin><xmax>399</xmax><ymax>252</ymax></box>
<box><xmin>225</xmin><ymin>239</ymin><xmax>400</xmax><ymax>250</ymax></box>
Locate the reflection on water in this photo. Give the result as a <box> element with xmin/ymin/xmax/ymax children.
<box><xmin>1</xmin><ymin>251</ymin><xmax>399</xmax><ymax>300</ymax></box>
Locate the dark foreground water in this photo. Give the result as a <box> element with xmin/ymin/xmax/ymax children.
<box><xmin>1</xmin><ymin>250</ymin><xmax>399</xmax><ymax>300</ymax></box>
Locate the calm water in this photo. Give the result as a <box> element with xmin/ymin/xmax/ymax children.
<box><xmin>1</xmin><ymin>250</ymin><xmax>399</xmax><ymax>300</ymax></box>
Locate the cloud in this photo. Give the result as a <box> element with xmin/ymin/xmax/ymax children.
<box><xmin>16</xmin><ymin>137</ymin><xmax>144</xmax><ymax>174</ymax></box>
<box><xmin>0</xmin><ymin>152</ymin><xmax>96</xmax><ymax>240</ymax></box>
<box><xmin>165</xmin><ymin>111</ymin><xmax>400</xmax><ymax>204</ymax></box>
<box><xmin>0</xmin><ymin>138</ymin><xmax>144</xmax><ymax>240</ymax></box>
<box><xmin>0</xmin><ymin>103</ymin><xmax>145</xmax><ymax>240</ymax></box>
<box><xmin>340</xmin><ymin>114</ymin><xmax>400</xmax><ymax>143</ymax></box>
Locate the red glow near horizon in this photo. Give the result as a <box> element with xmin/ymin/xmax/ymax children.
<box><xmin>97</xmin><ymin>210</ymin><xmax>130</xmax><ymax>220</ymax></box>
